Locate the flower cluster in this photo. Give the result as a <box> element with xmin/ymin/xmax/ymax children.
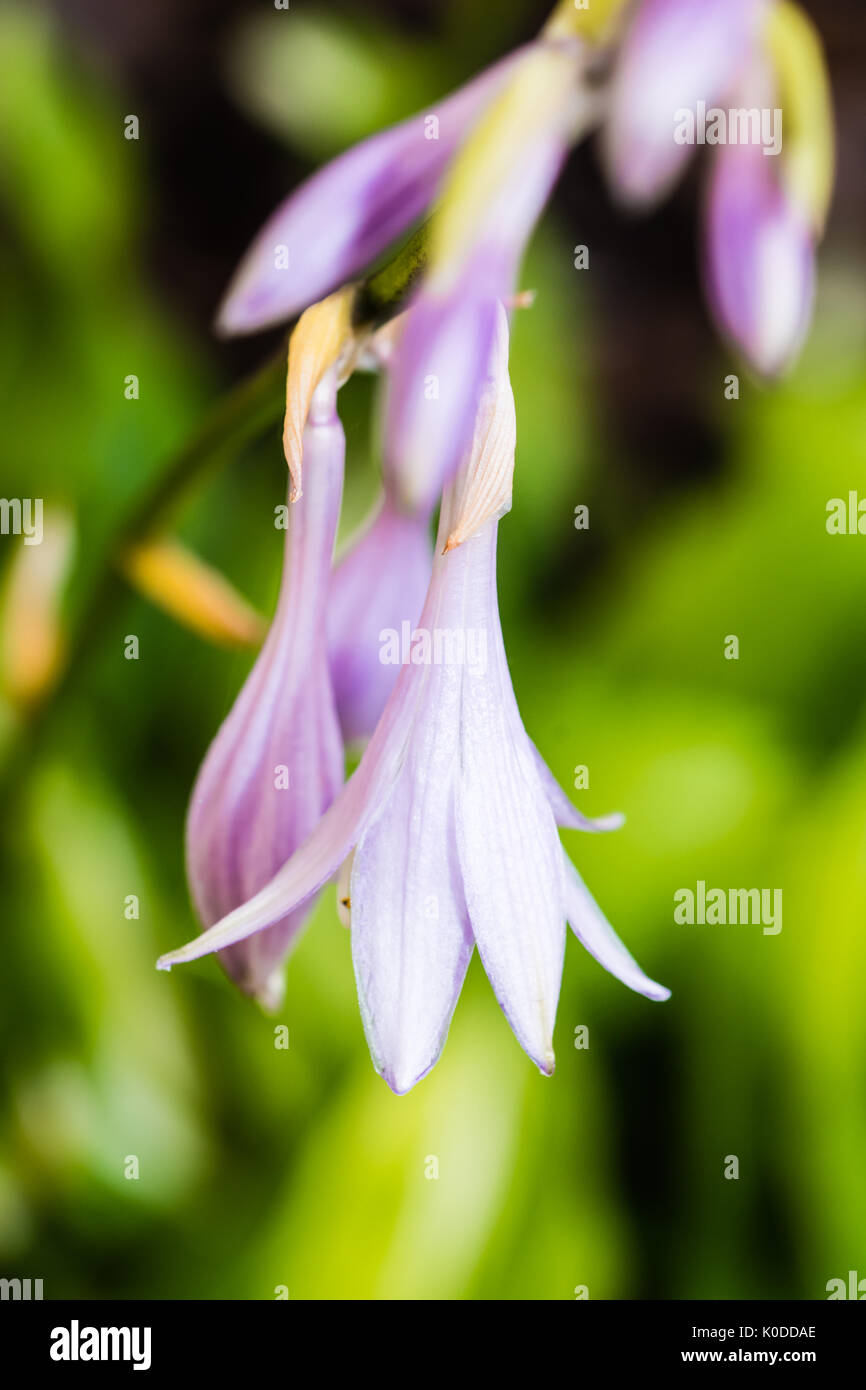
<box><xmin>158</xmin><ymin>0</ymin><xmax>833</xmax><ymax>1091</ymax></box>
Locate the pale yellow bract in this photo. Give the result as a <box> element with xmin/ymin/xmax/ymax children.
<box><xmin>765</xmin><ymin>0</ymin><xmax>835</xmax><ymax>234</ymax></box>
<box><xmin>282</xmin><ymin>285</ymin><xmax>354</xmax><ymax>500</ymax></box>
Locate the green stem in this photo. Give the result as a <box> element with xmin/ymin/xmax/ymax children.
<box><xmin>352</xmin><ymin>221</ymin><xmax>430</xmax><ymax>328</ymax></box>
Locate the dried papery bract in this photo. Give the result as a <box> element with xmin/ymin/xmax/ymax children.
<box><xmin>282</xmin><ymin>287</ymin><xmax>353</xmax><ymax>500</ymax></box>
<box><xmin>122</xmin><ymin>538</ymin><xmax>266</xmax><ymax>649</ymax></box>
<box><xmin>442</xmin><ymin>305</ymin><xmax>516</xmax><ymax>552</ymax></box>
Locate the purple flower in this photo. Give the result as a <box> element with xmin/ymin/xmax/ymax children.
<box><xmin>604</xmin><ymin>0</ymin><xmax>767</xmax><ymax>207</ymax></box>
<box><xmin>160</xmin><ymin>311</ymin><xmax>669</xmax><ymax>1090</ymax></box>
<box><xmin>704</xmin><ymin>137</ymin><xmax>814</xmax><ymax>377</ymax></box>
<box><xmin>383</xmin><ymin>39</ymin><xmax>586</xmax><ymax>513</ymax></box>
<box><xmin>603</xmin><ymin>0</ymin><xmax>832</xmax><ymax>375</ymax></box>
<box><xmin>327</xmin><ymin>495</ymin><xmax>433</xmax><ymax>745</ymax></box>
<box><xmin>216</xmin><ymin>51</ymin><xmax>526</xmax><ymax>335</ymax></box>
<box><xmin>184</xmin><ymin>373</ymin><xmax>345</xmax><ymax>1009</ymax></box>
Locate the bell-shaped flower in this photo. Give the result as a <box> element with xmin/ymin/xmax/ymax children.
<box><xmin>605</xmin><ymin>0</ymin><xmax>833</xmax><ymax>376</ymax></box>
<box><xmin>603</xmin><ymin>0</ymin><xmax>767</xmax><ymax>208</ymax></box>
<box><xmin>160</xmin><ymin>309</ymin><xmax>669</xmax><ymax>1090</ymax></box>
<box><xmin>184</xmin><ymin>371</ymin><xmax>345</xmax><ymax>1010</ymax></box>
<box><xmin>216</xmin><ymin>50</ymin><xmax>527</xmax><ymax>335</ymax></box>
<box><xmin>702</xmin><ymin>4</ymin><xmax>834</xmax><ymax>377</ymax></box>
<box><xmin>703</xmin><ymin>136</ymin><xmax>814</xmax><ymax>377</ymax></box>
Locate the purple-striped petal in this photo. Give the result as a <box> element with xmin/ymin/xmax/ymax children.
<box><xmin>605</xmin><ymin>0</ymin><xmax>766</xmax><ymax>207</ymax></box>
<box><xmin>704</xmin><ymin>138</ymin><xmax>815</xmax><ymax>376</ymax></box>
<box><xmin>452</xmin><ymin>525</ymin><xmax>566</xmax><ymax>1075</ymax></box>
<box><xmin>563</xmin><ymin>854</ymin><xmax>670</xmax><ymax>1001</ymax></box>
<box><xmin>184</xmin><ymin>384</ymin><xmax>345</xmax><ymax>1005</ymax></box>
<box><xmin>216</xmin><ymin>51</ymin><xmax>526</xmax><ymax>335</ymax></box>
<box><xmin>350</xmin><ymin>655</ymin><xmax>473</xmax><ymax>1095</ymax></box>
<box><xmin>159</xmin><ymin>640</ymin><xmax>421</xmax><ymax>971</ymax></box>
<box><xmin>327</xmin><ymin>497</ymin><xmax>432</xmax><ymax>744</ymax></box>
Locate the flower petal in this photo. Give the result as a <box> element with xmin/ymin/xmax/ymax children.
<box><xmin>216</xmin><ymin>51</ymin><xmax>526</xmax><ymax>334</ymax></box>
<box><xmin>184</xmin><ymin>399</ymin><xmax>345</xmax><ymax>1004</ymax></box>
<box><xmin>382</xmin><ymin>260</ymin><xmax>504</xmax><ymax>516</ymax></box>
<box><xmin>452</xmin><ymin>527</ymin><xmax>566</xmax><ymax>1075</ymax></box>
<box><xmin>159</xmin><ymin>614</ymin><xmax>423</xmax><ymax>972</ymax></box>
<box><xmin>383</xmin><ymin>40</ymin><xmax>580</xmax><ymax>512</ymax></box>
<box><xmin>604</xmin><ymin>0</ymin><xmax>766</xmax><ymax>207</ymax></box>
<box><xmin>563</xmin><ymin>853</ymin><xmax>670</xmax><ymax>1001</ymax></box>
<box><xmin>351</xmin><ymin>660</ymin><xmax>473</xmax><ymax>1096</ymax></box>
<box><xmin>327</xmin><ymin>497</ymin><xmax>432</xmax><ymax>744</ymax></box>
<box><xmin>704</xmin><ymin>138</ymin><xmax>815</xmax><ymax>377</ymax></box>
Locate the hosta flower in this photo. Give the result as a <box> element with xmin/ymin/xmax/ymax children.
<box><xmin>184</xmin><ymin>371</ymin><xmax>345</xmax><ymax>1010</ymax></box>
<box><xmin>704</xmin><ymin>135</ymin><xmax>813</xmax><ymax>377</ymax></box>
<box><xmin>604</xmin><ymin>0</ymin><xmax>833</xmax><ymax>376</ymax></box>
<box><xmin>160</xmin><ymin>310</ymin><xmax>669</xmax><ymax>1091</ymax></box>
<box><xmin>604</xmin><ymin>0</ymin><xmax>767</xmax><ymax>208</ymax></box>
<box><xmin>703</xmin><ymin>3</ymin><xmax>833</xmax><ymax>376</ymax></box>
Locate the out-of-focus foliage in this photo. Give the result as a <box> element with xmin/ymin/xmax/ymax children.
<box><xmin>0</xmin><ymin>0</ymin><xmax>863</xmax><ymax>1299</ymax></box>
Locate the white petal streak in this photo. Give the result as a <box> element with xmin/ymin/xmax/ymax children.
<box><xmin>563</xmin><ymin>854</ymin><xmax>671</xmax><ymax>1002</ymax></box>
<box><xmin>351</xmin><ymin>658</ymin><xmax>472</xmax><ymax>1095</ymax></box>
<box><xmin>453</xmin><ymin>530</ymin><xmax>565</xmax><ymax>1074</ymax></box>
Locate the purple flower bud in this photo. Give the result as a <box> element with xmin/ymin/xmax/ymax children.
<box><xmin>382</xmin><ymin>68</ymin><xmax>571</xmax><ymax>513</ymax></box>
<box><xmin>604</xmin><ymin>0</ymin><xmax>766</xmax><ymax>207</ymax></box>
<box><xmin>184</xmin><ymin>376</ymin><xmax>345</xmax><ymax>1008</ymax></box>
<box><xmin>704</xmin><ymin>139</ymin><xmax>815</xmax><ymax>377</ymax></box>
<box><xmin>216</xmin><ymin>52</ymin><xmax>524</xmax><ymax>335</ymax></box>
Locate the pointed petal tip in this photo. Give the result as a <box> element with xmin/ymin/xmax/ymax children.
<box><xmin>540</xmin><ymin>1047</ymin><xmax>556</xmax><ymax>1077</ymax></box>
<box><xmin>213</xmin><ymin>283</ymin><xmax>290</xmax><ymax>339</ymax></box>
<box><xmin>156</xmin><ymin>948</ymin><xmax>189</xmax><ymax>971</ymax></box>
<box><xmin>381</xmin><ymin>1063</ymin><xmax>428</xmax><ymax>1096</ymax></box>
<box><xmin>213</xmin><ymin>301</ymin><xmax>241</xmax><ymax>339</ymax></box>
<box><xmin>383</xmin><ymin>1072</ymin><xmax>413</xmax><ymax>1097</ymax></box>
<box><xmin>648</xmin><ymin>983</ymin><xmax>672</xmax><ymax>1003</ymax></box>
<box><xmin>252</xmin><ymin>968</ymin><xmax>286</xmax><ymax>1014</ymax></box>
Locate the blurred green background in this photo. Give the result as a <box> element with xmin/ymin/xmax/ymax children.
<box><xmin>1</xmin><ymin>0</ymin><xmax>864</xmax><ymax>1300</ymax></box>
